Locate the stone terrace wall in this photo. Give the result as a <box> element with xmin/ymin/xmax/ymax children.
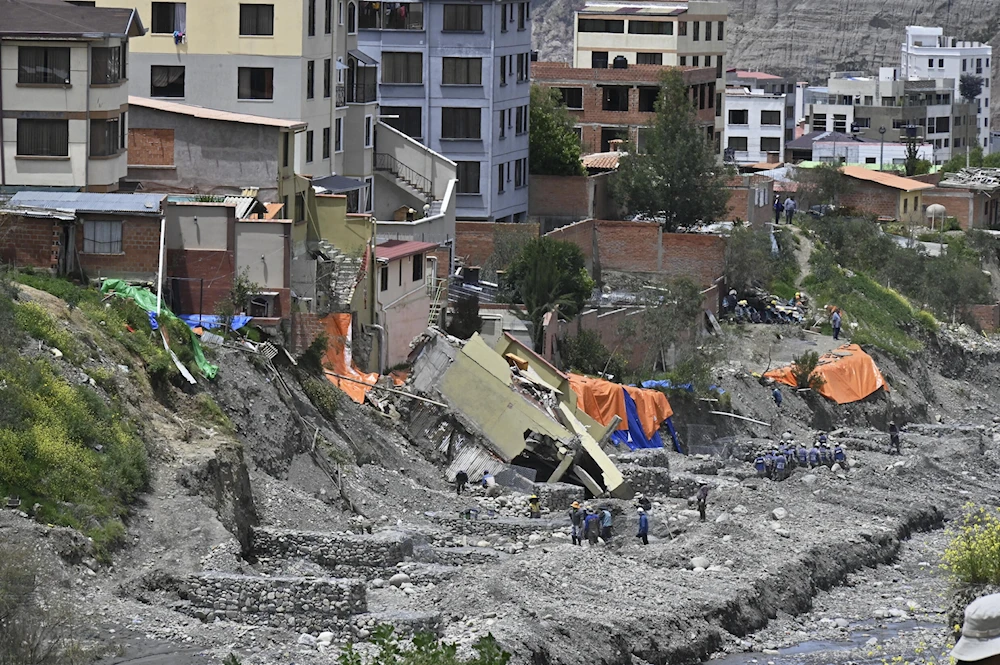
<box><xmin>251</xmin><ymin>528</ymin><xmax>413</xmax><ymax>577</ymax></box>
<box><xmin>172</xmin><ymin>572</ymin><xmax>366</xmax><ymax>633</ymax></box>
<box><xmin>432</xmin><ymin>516</ymin><xmax>565</xmax><ymax>539</ymax></box>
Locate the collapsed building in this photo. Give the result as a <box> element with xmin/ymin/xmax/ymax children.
<box><xmin>407</xmin><ymin>329</ymin><xmax>635</xmax><ymax>499</ymax></box>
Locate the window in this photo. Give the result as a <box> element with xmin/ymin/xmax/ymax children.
<box><xmin>381</xmin><ymin>52</ymin><xmax>422</xmax><ymax>83</ymax></box>
<box><xmin>150</xmin><ymin>65</ymin><xmax>184</xmax><ymax>97</ymax></box>
<box><xmin>325</xmin><ymin>0</ymin><xmax>332</xmax><ymax>32</ymax></box>
<box><xmin>833</xmin><ymin>113</ymin><xmax>847</xmax><ymax>133</ymax></box>
<box><xmin>323</xmin><ymin>59</ymin><xmax>331</xmax><ymax>97</ymax></box>
<box><xmin>678</xmin><ymin>20</ymin><xmax>687</xmax><ymax>36</ymax></box>
<box><xmin>282</xmin><ymin>133</ymin><xmax>290</xmax><ymax>167</ymax></box>
<box><xmin>903</xmin><ymin>197</ymin><xmax>908</xmax><ymax>214</ymax></box>
<box><xmin>928</xmin><ymin>58</ymin><xmax>934</xmax><ymax>68</ymax></box>
<box><xmin>322</xmin><ymin>127</ymin><xmax>331</xmax><ymax>158</ymax></box>
<box><xmin>854</xmin><ymin>116</ymin><xmax>871</xmax><ymax>128</ymax></box>
<box><xmin>716</xmin><ymin>58</ymin><xmax>723</xmax><ymax>79</ymax></box>
<box><xmin>339</xmin><ymin>0</ymin><xmax>344</xmax><ymax>24</ymax></box>
<box><xmin>727</xmin><ymin>136</ymin><xmax>748</xmax><ymax>151</ymax></box>
<box><xmin>693</xmin><ymin>20</ymin><xmax>699</xmax><ymax>40</ymax></box>
<box><xmin>498</xmin><ymin>163</ymin><xmax>505</xmax><ymax>194</ymax></box>
<box><xmin>443</xmin><ymin>4</ymin><xmax>482</xmax><ymax>31</ymax></box>
<box><xmin>514</xmin><ymin>158</ymin><xmax>526</xmax><ymax>188</ymax></box>
<box><xmin>90</xmin><ymin>117</ymin><xmax>121</xmax><ymax>157</ymax></box>
<box><xmin>18</xmin><ymin>47</ymin><xmax>69</xmax><ymax>85</ymax></box>
<box><xmin>717</xmin><ymin>20</ymin><xmax>723</xmax><ymax>40</ymax></box>
<box><xmin>629</xmin><ymin>20</ymin><xmax>671</xmax><ymax>34</ymax></box>
<box><xmin>516</xmin><ymin>53</ymin><xmax>529</xmax><ymax>82</ymax></box>
<box><xmin>577</xmin><ymin>18</ymin><xmax>623</xmax><ymax>33</ymax></box>
<box><xmin>358</xmin><ymin>1</ymin><xmax>423</xmax><ymax>29</ymax></box>
<box><xmin>499</xmin><ymin>109</ymin><xmax>506</xmax><ymax>138</ymax></box>
<box><xmin>83</xmin><ymin>221</ymin><xmax>123</xmax><ymax>254</ymax></box>
<box><xmin>602</xmin><ymin>86</ymin><xmax>629</xmax><ymax>112</ymax></box>
<box><xmin>456</xmin><ymin>161</ymin><xmax>480</xmax><ymax>193</ymax></box>
<box><xmin>380</xmin><ymin>266</ymin><xmax>389</xmax><ymax>291</ymax></box>
<box><xmin>16</xmin><ymin>119</ymin><xmax>68</xmax><ymax>156</ymax></box>
<box><xmin>150</xmin><ymin>2</ymin><xmax>185</xmax><ymax>33</ymax></box>
<box><xmin>518</xmin><ymin>1</ymin><xmax>526</xmax><ymax>30</ymax></box>
<box><xmin>442</xmin><ymin>107</ymin><xmax>481</xmax><ymax>139</ymax></box>
<box><xmin>364</xmin><ymin>176</ymin><xmax>373</xmax><ymax>212</ymax></box>
<box><xmin>728</xmin><ymin>109</ymin><xmax>749</xmax><ymax>125</ymax></box>
<box><xmin>240</xmin><ymin>4</ymin><xmax>275</xmax><ymax>35</ymax></box>
<box><xmin>335</xmin><ymin>117</ymin><xmax>343</xmax><ymax>151</ymax></box>
<box><xmin>238</xmin><ymin>67</ymin><xmax>274</xmax><ymax>99</ymax></box>
<box><xmin>638</xmin><ymin>86</ymin><xmax>658</xmax><ymax>112</ymax></box>
<box><xmin>121</xmin><ymin>111</ymin><xmax>127</xmax><ymax>150</ymax></box>
<box><xmin>499</xmin><ymin>55</ymin><xmax>507</xmax><ymax>84</ymax></box>
<box><xmin>558</xmin><ymin>87</ymin><xmax>583</xmax><ymax>109</ymax></box>
<box><xmin>679</xmin><ymin>56</ymin><xmax>686</xmax><ymax>66</ymax></box>
<box><xmin>515</xmin><ymin>105</ymin><xmax>527</xmax><ymax>134</ymax></box>
<box><xmin>692</xmin><ymin>56</ymin><xmax>699</xmax><ymax>66</ymax></box>
<box><xmin>305</xmin><ymin>130</ymin><xmax>314</xmax><ymax>162</ymax></box>
<box><xmin>936</xmin><ymin>116</ymin><xmax>950</xmax><ymax>133</ymax></box>
<box><xmin>761</xmin><ymin>137</ymin><xmax>780</xmax><ymax>152</ymax></box>
<box><xmin>704</xmin><ymin>55</ymin><xmax>711</xmax><ymax>67</ymax></box>
<box><xmin>963</xmin><ymin>58</ymin><xmax>967</xmax><ymax>72</ymax></box>
<box><xmin>938</xmin><ymin>58</ymin><xmax>944</xmax><ymax>68</ymax></box>
<box><xmin>500</xmin><ymin>2</ymin><xmax>508</xmax><ymax>32</ymax></box>
<box><xmin>591</xmin><ymin>51</ymin><xmax>608</xmax><ymax>69</ymax></box>
<box><xmin>978</xmin><ymin>57</ymin><xmax>984</xmax><ymax>74</ymax></box>
<box><xmin>760</xmin><ymin>110</ymin><xmax>780</xmax><ymax>125</ymax></box>
<box><xmin>91</xmin><ymin>47</ymin><xmax>123</xmax><ymax>84</ymax></box>
<box><xmin>705</xmin><ymin>20</ymin><xmax>712</xmax><ymax>41</ymax></box>
<box><xmin>365</xmin><ymin>115</ymin><xmax>372</xmax><ymax>147</ymax></box>
<box><xmin>443</xmin><ymin>57</ymin><xmax>482</xmax><ymax>84</ymax></box>
<box><xmin>382</xmin><ymin>106</ymin><xmax>422</xmax><ymax>137</ymax></box>
<box><xmin>307</xmin><ymin>60</ymin><xmax>315</xmax><ymax>98</ymax></box>
<box><xmin>308</xmin><ymin>0</ymin><xmax>316</xmax><ymax>35</ymax></box>
<box><xmin>348</xmin><ymin>1</ymin><xmax>356</xmax><ymax>32</ymax></box>
<box><xmin>636</xmin><ymin>52</ymin><xmax>662</xmax><ymax>65</ymax></box>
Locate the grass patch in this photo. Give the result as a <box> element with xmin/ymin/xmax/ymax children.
<box><xmin>10</xmin><ymin>271</ymin><xmax>100</xmax><ymax>310</ymax></box>
<box><xmin>14</xmin><ymin>301</ymin><xmax>86</xmax><ymax>363</ymax></box>
<box><xmin>195</xmin><ymin>393</ymin><xmax>234</xmax><ymax>435</ymax></box>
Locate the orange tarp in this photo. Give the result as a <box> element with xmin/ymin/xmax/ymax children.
<box><xmin>763</xmin><ymin>343</ymin><xmax>889</xmax><ymax>405</ymax></box>
<box><xmin>568</xmin><ymin>374</ymin><xmax>673</xmax><ymax>440</ymax></box>
<box><xmin>321</xmin><ymin>313</ymin><xmax>380</xmax><ymax>403</ymax></box>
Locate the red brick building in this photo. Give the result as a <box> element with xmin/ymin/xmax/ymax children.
<box><xmin>532</xmin><ymin>61</ymin><xmax>719</xmax><ymax>154</ymax></box>
<box><xmin>1</xmin><ymin>192</ymin><xmax>167</xmax><ymax>281</ymax></box>
<box><xmin>838</xmin><ymin>166</ymin><xmax>934</xmax><ymax>224</ymax></box>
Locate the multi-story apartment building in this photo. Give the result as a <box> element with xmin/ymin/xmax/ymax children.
<box><xmin>726</xmin><ymin>70</ymin><xmax>798</xmax><ymax>143</ymax></box>
<box><xmin>357</xmin><ymin>0</ymin><xmax>531</xmax><ymax>222</ymax></box>
<box><xmin>723</xmin><ymin>87</ymin><xmax>785</xmax><ymax>165</ymax></box>
<box><xmin>900</xmin><ymin>25</ymin><xmax>992</xmax><ymax>153</ymax></box>
<box><xmin>571</xmin><ymin>0</ymin><xmax>727</xmax><ymax>153</ymax></box>
<box><xmin>1</xmin><ymin>0</ymin><xmax>145</xmax><ymax>192</ymax></box>
<box><xmin>532</xmin><ymin>61</ymin><xmax>717</xmax><ymax>154</ymax></box>
<box><xmin>805</xmin><ymin>69</ymin><xmax>976</xmax><ymax>165</ymax></box>
<box><xmin>93</xmin><ymin>0</ymin><xmax>378</xmax><ymax>201</ymax></box>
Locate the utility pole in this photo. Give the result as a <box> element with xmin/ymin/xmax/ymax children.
<box><xmin>879</xmin><ymin>126</ymin><xmax>886</xmax><ymax>171</ymax></box>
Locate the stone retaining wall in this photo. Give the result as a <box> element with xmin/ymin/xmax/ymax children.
<box><xmin>533</xmin><ymin>482</ymin><xmax>586</xmax><ymax>510</ymax></box>
<box><xmin>413</xmin><ymin>545</ymin><xmax>506</xmax><ymax>566</ymax></box>
<box><xmin>172</xmin><ymin>572</ymin><xmax>366</xmax><ymax>634</ymax></box>
<box><xmin>619</xmin><ymin>463</ymin><xmax>672</xmax><ymax>496</ymax></box>
<box><xmin>434</xmin><ymin>516</ymin><xmax>564</xmax><ymax>540</ymax></box>
<box><xmin>252</xmin><ymin>528</ymin><xmax>413</xmax><ymax>577</ymax></box>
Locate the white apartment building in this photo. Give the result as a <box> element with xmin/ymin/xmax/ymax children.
<box><xmin>724</xmin><ymin>87</ymin><xmax>784</xmax><ymax>165</ymax></box>
<box><xmin>1</xmin><ymin>0</ymin><xmax>144</xmax><ymax>192</ymax></box>
<box><xmin>901</xmin><ymin>25</ymin><xmax>991</xmax><ymax>152</ymax></box>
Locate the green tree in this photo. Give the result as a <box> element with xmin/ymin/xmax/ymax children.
<box><xmin>215</xmin><ymin>267</ymin><xmax>261</xmax><ymax>335</ymax></box>
<box><xmin>611</xmin><ymin>69</ymin><xmax>728</xmax><ymax>230</ymax></box>
<box><xmin>529</xmin><ymin>84</ymin><xmax>585</xmax><ymax>176</ymax></box>
<box><xmin>635</xmin><ymin>278</ymin><xmax>703</xmax><ymax>373</ymax></box>
<box><xmin>504</xmin><ymin>238</ymin><xmax>594</xmax><ymax>351</ymax></box>
<box><xmin>902</xmin><ymin>134</ymin><xmax>933</xmax><ymax>176</ymax></box>
<box><xmin>446</xmin><ymin>294</ymin><xmax>483</xmax><ymax>340</ymax></box>
<box><xmin>724</xmin><ymin>224</ymin><xmax>776</xmax><ymax>293</ymax></box>
<box><xmin>559</xmin><ymin>329</ymin><xmax>625</xmax><ymax>378</ymax></box>
<box><xmin>794</xmin><ymin>163</ymin><xmax>854</xmax><ymax>209</ymax></box>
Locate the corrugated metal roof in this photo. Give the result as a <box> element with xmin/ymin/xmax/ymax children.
<box><xmin>7</xmin><ymin>191</ymin><xmax>166</xmax><ymax>215</ymax></box>
<box><xmin>375</xmin><ymin>240</ymin><xmax>440</xmax><ymax>262</ymax></box>
<box><xmin>840</xmin><ymin>166</ymin><xmax>935</xmax><ymax>192</ymax></box>
<box><xmin>128</xmin><ymin>96</ymin><xmax>308</xmax><ymax>130</ymax></box>
<box><xmin>223</xmin><ymin>196</ymin><xmax>266</xmax><ymax>219</ymax></box>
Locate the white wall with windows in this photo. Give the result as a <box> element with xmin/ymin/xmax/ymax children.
<box><xmin>723</xmin><ymin>89</ymin><xmax>785</xmax><ymax>165</ymax></box>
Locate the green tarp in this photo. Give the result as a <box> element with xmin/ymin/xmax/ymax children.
<box><xmin>100</xmin><ymin>279</ymin><xmax>218</xmax><ymax>379</ymax></box>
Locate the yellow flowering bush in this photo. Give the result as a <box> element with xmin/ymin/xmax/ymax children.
<box><xmin>943</xmin><ymin>503</ymin><xmax>1000</xmax><ymax>585</ymax></box>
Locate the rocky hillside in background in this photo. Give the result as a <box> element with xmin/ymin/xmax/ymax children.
<box><xmin>532</xmin><ymin>0</ymin><xmax>1000</xmax><ymax>117</ymax></box>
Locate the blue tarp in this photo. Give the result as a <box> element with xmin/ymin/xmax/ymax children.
<box><xmin>610</xmin><ymin>389</ymin><xmax>665</xmax><ymax>450</ymax></box>
<box><xmin>640</xmin><ymin>379</ymin><xmax>695</xmax><ymax>392</ymax></box>
<box><xmin>179</xmin><ymin>314</ymin><xmax>252</xmax><ymax>331</ymax></box>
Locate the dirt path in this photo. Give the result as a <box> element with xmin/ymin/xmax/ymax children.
<box><xmin>787</xmin><ymin>224</ymin><xmax>815</xmax><ymax>289</ymax></box>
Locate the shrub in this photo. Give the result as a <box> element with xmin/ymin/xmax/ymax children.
<box><xmin>298</xmin><ymin>333</ymin><xmax>329</xmax><ymax>375</ymax></box>
<box><xmin>337</xmin><ymin>624</ymin><xmax>512</xmax><ymax>665</ymax></box>
<box><xmin>943</xmin><ymin>504</ymin><xmax>1000</xmax><ymax>585</ymax></box>
<box><xmin>14</xmin><ymin>302</ymin><xmax>84</xmax><ymax>362</ymax></box>
<box><xmin>559</xmin><ymin>329</ymin><xmax>625</xmax><ymax>379</ymax></box>
<box><xmin>790</xmin><ymin>351</ymin><xmax>826</xmax><ymax>390</ymax></box>
<box><xmin>302</xmin><ymin>376</ymin><xmax>340</xmax><ymax>421</ymax></box>
<box><xmin>195</xmin><ymin>393</ymin><xmax>234</xmax><ymax>435</ymax></box>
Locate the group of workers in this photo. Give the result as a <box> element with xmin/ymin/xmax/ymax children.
<box><xmin>568</xmin><ymin>502</ymin><xmax>615</xmax><ymax>546</ymax></box>
<box><xmin>754</xmin><ymin>434</ymin><xmax>847</xmax><ymax>480</ymax></box>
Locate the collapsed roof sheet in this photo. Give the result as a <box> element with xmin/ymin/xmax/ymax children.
<box><xmin>764</xmin><ymin>344</ymin><xmax>889</xmax><ymax>404</ymax></box>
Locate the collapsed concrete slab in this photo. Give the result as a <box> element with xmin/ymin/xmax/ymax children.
<box><xmin>408</xmin><ymin>330</ymin><xmax>633</xmax><ymax>498</ymax></box>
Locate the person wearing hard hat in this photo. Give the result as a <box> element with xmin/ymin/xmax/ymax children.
<box><xmin>636</xmin><ymin>507</ymin><xmax>649</xmax><ymax>546</ymax></box>
<box><xmin>528</xmin><ymin>494</ymin><xmax>541</xmax><ymax>519</ymax></box>
<box><xmin>952</xmin><ymin>593</ymin><xmax>1000</xmax><ymax>664</ymax></box>
<box><xmin>568</xmin><ymin>501</ymin><xmax>584</xmax><ymax>545</ymax></box>
<box><xmin>635</xmin><ymin>493</ymin><xmax>652</xmax><ymax>512</ymax></box>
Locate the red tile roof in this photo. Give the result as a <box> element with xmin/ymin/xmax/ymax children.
<box><xmin>840</xmin><ymin>166</ymin><xmax>935</xmax><ymax>192</ymax></box>
<box><xmin>732</xmin><ymin>70</ymin><xmax>782</xmax><ymax>80</ymax></box>
<box><xmin>375</xmin><ymin>240</ymin><xmax>440</xmax><ymax>262</ymax></box>
<box><xmin>582</xmin><ymin>152</ymin><xmax>623</xmax><ymax>170</ymax></box>
<box><xmin>532</xmin><ymin>61</ymin><xmax>712</xmax><ymax>84</ymax></box>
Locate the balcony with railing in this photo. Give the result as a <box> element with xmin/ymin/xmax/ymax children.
<box><xmin>336</xmin><ymin>84</ymin><xmax>346</xmax><ymax>107</ymax></box>
<box><xmin>347</xmin><ymin>83</ymin><xmax>377</xmax><ymax>103</ymax></box>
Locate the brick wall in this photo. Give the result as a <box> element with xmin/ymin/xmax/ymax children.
<box><xmin>0</xmin><ymin>216</ymin><xmax>59</xmax><ymax>270</ymax></box>
<box><xmin>455</xmin><ymin>222</ymin><xmax>540</xmax><ymax>267</ymax></box>
<box><xmin>840</xmin><ymin>181</ymin><xmax>900</xmax><ymax>219</ymax></box>
<box><xmin>529</xmin><ymin>175</ymin><xmax>591</xmax><ymax>220</ymax></box>
<box><xmin>290</xmin><ymin>311</ymin><xmax>325</xmax><ymax>353</ymax></box>
<box><xmin>128</xmin><ymin>128</ymin><xmax>175</xmax><ymax>166</ymax></box>
<box><xmin>661</xmin><ymin>233</ymin><xmax>726</xmax><ymax>287</ymax></box>
<box><xmin>543</xmin><ymin>218</ymin><xmax>596</xmax><ymax>265</ymax></box>
<box><xmin>76</xmin><ymin>215</ymin><xmax>161</xmax><ymax>280</ymax></box>
<box><xmin>967</xmin><ymin>304</ymin><xmax>1000</xmax><ymax>332</ymax></box>
<box><xmin>166</xmin><ymin>249</ymin><xmax>235</xmax><ymax>315</ymax></box>
<box><xmin>921</xmin><ymin>188</ymin><xmax>978</xmax><ymax>229</ymax></box>
<box><xmin>725</xmin><ymin>176</ymin><xmax>775</xmax><ymax>227</ymax></box>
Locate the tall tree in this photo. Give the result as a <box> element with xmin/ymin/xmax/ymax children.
<box><xmin>960</xmin><ymin>74</ymin><xmax>984</xmax><ymax>168</ymax></box>
<box><xmin>611</xmin><ymin>69</ymin><xmax>728</xmax><ymax>230</ymax></box>
<box><xmin>504</xmin><ymin>238</ymin><xmax>594</xmax><ymax>351</ymax></box>
<box><xmin>529</xmin><ymin>85</ymin><xmax>586</xmax><ymax>176</ymax></box>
